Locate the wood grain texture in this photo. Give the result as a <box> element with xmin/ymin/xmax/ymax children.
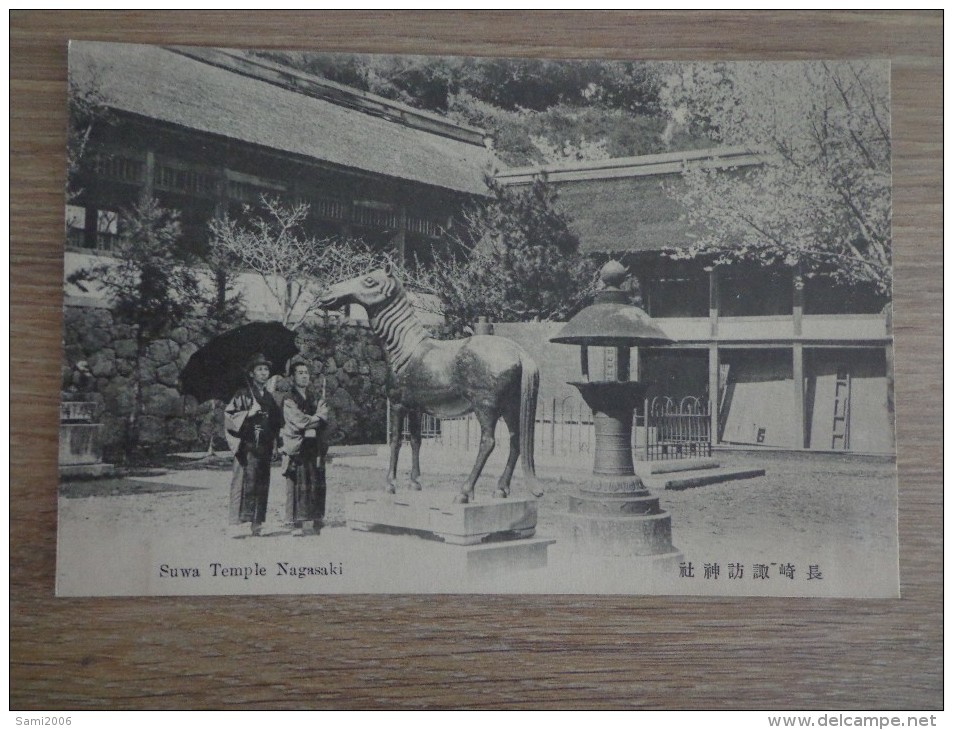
<box><xmin>11</xmin><ymin>11</ymin><xmax>942</xmax><ymax>710</ymax></box>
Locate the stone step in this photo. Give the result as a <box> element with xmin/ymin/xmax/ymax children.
<box><xmin>461</xmin><ymin>537</ymin><xmax>556</xmax><ymax>575</ymax></box>
<box><xmin>644</xmin><ymin>466</ymin><xmax>766</xmax><ymax>491</ymax></box>
<box><xmin>634</xmin><ymin>458</ymin><xmax>720</xmax><ymax>475</ymax></box>
<box><xmin>568</xmin><ymin>493</ymin><xmax>661</xmax><ymax>516</ymax></box>
<box><xmin>59</xmin><ymin>463</ymin><xmax>116</xmax><ymax>479</ymax></box>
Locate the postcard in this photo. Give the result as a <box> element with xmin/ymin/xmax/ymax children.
<box><xmin>58</xmin><ymin>42</ymin><xmax>898</xmax><ymax>597</ymax></box>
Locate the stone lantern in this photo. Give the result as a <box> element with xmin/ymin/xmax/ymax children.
<box><xmin>550</xmin><ymin>261</ymin><xmax>681</xmax><ymax>564</ymax></box>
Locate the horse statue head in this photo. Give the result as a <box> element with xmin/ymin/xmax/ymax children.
<box><xmin>317</xmin><ymin>268</ymin><xmax>400</xmax><ymax>315</ymax></box>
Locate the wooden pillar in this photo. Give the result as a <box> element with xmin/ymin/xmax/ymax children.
<box><xmin>214</xmin><ymin>165</ymin><xmax>229</xmax><ymax>219</ymax></box>
<box><xmin>792</xmin><ymin>267</ymin><xmax>804</xmax><ymax>336</ymax></box>
<box><xmin>793</xmin><ymin>343</ymin><xmax>806</xmax><ymax>449</ymax></box>
<box><xmin>394</xmin><ymin>204</ymin><xmax>407</xmax><ymax>265</ymax></box>
<box><xmin>792</xmin><ymin>268</ymin><xmax>806</xmax><ymax>448</ymax></box>
<box><xmin>340</xmin><ymin>198</ymin><xmax>353</xmax><ymax>239</ymax></box>
<box><xmin>885</xmin><ymin>303</ymin><xmax>896</xmax><ymax>450</ymax></box>
<box><xmin>708</xmin><ymin>266</ymin><xmax>720</xmax><ymax>445</ymax></box>
<box><xmin>708</xmin><ymin>343</ymin><xmax>720</xmax><ymax>446</ymax></box>
<box><xmin>143</xmin><ymin>150</ymin><xmax>155</xmax><ymax>200</ymax></box>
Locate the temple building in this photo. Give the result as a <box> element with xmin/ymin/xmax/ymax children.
<box><xmin>66</xmin><ymin>43</ymin><xmax>894</xmax><ymax>454</ymax></box>
<box><xmin>66</xmin><ymin>42</ymin><xmax>495</xmax><ymax>317</ymax></box>
<box><xmin>497</xmin><ymin>150</ymin><xmax>894</xmax><ymax>454</ymax></box>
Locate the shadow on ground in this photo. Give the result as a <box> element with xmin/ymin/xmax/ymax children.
<box><xmin>60</xmin><ymin>478</ymin><xmax>205</xmax><ymax>499</ymax></box>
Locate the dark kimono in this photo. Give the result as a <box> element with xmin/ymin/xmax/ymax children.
<box><xmin>280</xmin><ymin>387</ymin><xmax>328</xmax><ymax>525</ymax></box>
<box><xmin>224</xmin><ymin>383</ymin><xmax>281</xmax><ymax>526</ymax></box>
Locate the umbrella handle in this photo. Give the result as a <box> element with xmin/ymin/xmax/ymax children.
<box><xmin>246</xmin><ymin>376</ymin><xmax>262</xmax><ymax>414</ymax></box>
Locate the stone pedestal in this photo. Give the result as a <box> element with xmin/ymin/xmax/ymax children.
<box><xmin>59</xmin><ymin>423</ymin><xmax>103</xmax><ymax>466</ymax></box>
<box><xmin>347</xmin><ymin>493</ymin><xmax>553</xmax><ymax>574</ymax></box>
<box><xmin>59</xmin><ymin>399</ymin><xmax>114</xmax><ymax>478</ymax></box>
<box><xmin>564</xmin><ymin>474</ymin><xmax>680</xmax><ymax>561</ymax></box>
<box><xmin>348</xmin><ymin>493</ymin><xmax>538</xmax><ymax>545</ymax></box>
<box><xmin>557</xmin><ymin>381</ymin><xmax>682</xmax><ymax>562</ymax></box>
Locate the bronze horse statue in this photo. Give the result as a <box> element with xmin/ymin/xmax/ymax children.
<box><xmin>318</xmin><ymin>269</ymin><xmax>542</xmax><ymax>504</ymax></box>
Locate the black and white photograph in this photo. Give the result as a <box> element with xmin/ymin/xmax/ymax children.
<box><xmin>57</xmin><ymin>41</ymin><xmax>898</xmax><ymax>597</ymax></box>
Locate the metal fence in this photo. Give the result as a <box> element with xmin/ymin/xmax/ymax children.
<box><xmin>389</xmin><ymin>393</ymin><xmax>711</xmax><ymax>462</ymax></box>
<box><xmin>643</xmin><ymin>396</ymin><xmax>712</xmax><ymax>460</ymax></box>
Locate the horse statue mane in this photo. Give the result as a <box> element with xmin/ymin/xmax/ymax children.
<box><xmin>318</xmin><ymin>268</ymin><xmax>541</xmax><ymax>504</ymax></box>
<box><xmin>358</xmin><ymin>273</ymin><xmax>429</xmax><ymax>374</ymax></box>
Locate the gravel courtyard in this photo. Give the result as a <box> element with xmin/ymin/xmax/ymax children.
<box><xmin>57</xmin><ymin>449</ymin><xmax>899</xmax><ymax>598</ymax></box>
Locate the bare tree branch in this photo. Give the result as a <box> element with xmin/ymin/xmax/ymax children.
<box><xmin>208</xmin><ymin>195</ymin><xmax>387</xmax><ymax>329</ymax></box>
<box><xmin>662</xmin><ymin>61</ymin><xmax>892</xmax><ymax>295</ymax></box>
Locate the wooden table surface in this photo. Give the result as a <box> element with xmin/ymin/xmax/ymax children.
<box><xmin>10</xmin><ymin>11</ymin><xmax>943</xmax><ymax>710</ymax></box>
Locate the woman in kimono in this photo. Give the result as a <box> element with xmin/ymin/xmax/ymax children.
<box><xmin>224</xmin><ymin>353</ymin><xmax>282</xmax><ymax>537</ymax></box>
<box><xmin>280</xmin><ymin>360</ymin><xmax>329</xmax><ymax>536</ymax></box>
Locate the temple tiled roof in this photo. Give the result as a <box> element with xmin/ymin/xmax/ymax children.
<box><xmin>69</xmin><ymin>42</ymin><xmax>497</xmax><ymax>195</ymax></box>
<box><xmin>497</xmin><ymin>148</ymin><xmax>764</xmax><ymax>253</ymax></box>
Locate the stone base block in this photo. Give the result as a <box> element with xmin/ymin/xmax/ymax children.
<box><xmin>564</xmin><ymin>511</ymin><xmax>675</xmax><ymax>557</ymax></box>
<box><xmin>348</xmin><ymin>493</ymin><xmax>537</xmax><ymax>545</ymax></box>
<box><xmin>59</xmin><ymin>423</ymin><xmax>104</xmax><ymax>466</ymax></box>
<box><xmin>458</xmin><ymin>538</ymin><xmax>556</xmax><ymax>575</ymax></box>
<box><xmin>569</xmin><ymin>492</ymin><xmax>660</xmax><ymax>516</ymax></box>
<box><xmin>576</xmin><ymin>475</ymin><xmax>647</xmax><ymax>494</ymax></box>
<box><xmin>634</xmin><ymin>458</ymin><xmax>719</xmax><ymax>475</ymax></box>
<box><xmin>646</xmin><ymin>467</ymin><xmax>766</xmax><ymax>490</ymax></box>
<box><xmin>59</xmin><ymin>463</ymin><xmax>116</xmax><ymax>479</ymax></box>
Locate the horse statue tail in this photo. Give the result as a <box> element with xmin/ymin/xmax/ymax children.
<box><xmin>519</xmin><ymin>352</ymin><xmax>543</xmax><ymax>497</ymax></box>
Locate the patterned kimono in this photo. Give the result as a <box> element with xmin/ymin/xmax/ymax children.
<box><xmin>224</xmin><ymin>383</ymin><xmax>281</xmax><ymax>526</ymax></box>
<box><xmin>280</xmin><ymin>387</ymin><xmax>328</xmax><ymax>525</ymax></box>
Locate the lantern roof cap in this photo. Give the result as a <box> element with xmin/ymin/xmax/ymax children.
<box><xmin>550</xmin><ymin>262</ymin><xmax>674</xmax><ymax>347</ymax></box>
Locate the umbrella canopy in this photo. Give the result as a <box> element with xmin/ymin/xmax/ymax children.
<box><xmin>180</xmin><ymin>321</ymin><xmax>299</xmax><ymax>403</ymax></box>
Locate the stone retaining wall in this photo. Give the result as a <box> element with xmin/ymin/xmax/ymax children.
<box><xmin>61</xmin><ymin>306</ymin><xmax>389</xmax><ymax>461</ymax></box>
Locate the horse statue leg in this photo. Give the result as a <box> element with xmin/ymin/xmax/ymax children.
<box><xmin>454</xmin><ymin>408</ymin><xmax>497</xmax><ymax>504</ymax></box>
<box><xmin>407</xmin><ymin>409</ymin><xmax>423</xmax><ymax>491</ymax></box>
<box><xmin>386</xmin><ymin>403</ymin><xmax>405</xmax><ymax>494</ymax></box>
<box><xmin>494</xmin><ymin>406</ymin><xmax>520</xmax><ymax>499</ymax></box>
<box><xmin>494</xmin><ymin>354</ymin><xmax>543</xmax><ymax>499</ymax></box>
